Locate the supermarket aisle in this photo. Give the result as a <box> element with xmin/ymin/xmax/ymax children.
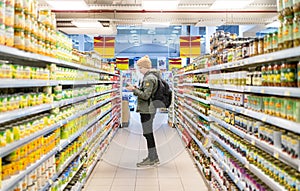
<box><xmin>83</xmin><ymin>112</ymin><xmax>208</xmax><ymax>191</ymax></box>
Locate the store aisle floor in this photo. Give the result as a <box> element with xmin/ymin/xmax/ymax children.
<box><xmin>83</xmin><ymin>112</ymin><xmax>208</xmax><ymax>191</ymax></box>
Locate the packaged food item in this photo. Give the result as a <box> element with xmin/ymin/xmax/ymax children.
<box><xmin>298</xmin><ymin>61</ymin><xmax>300</xmax><ymax>87</ymax></box>
<box><xmin>293</xmin><ymin>12</ymin><xmax>300</xmax><ymax>47</ymax></box>
<box><xmin>281</xmin><ymin>62</ymin><xmax>297</xmax><ymax>87</ymax></box>
<box><xmin>0</xmin><ymin>0</ymin><xmax>5</xmax><ymax>45</ymax></box>
<box><xmin>283</xmin><ymin>16</ymin><xmax>294</xmax><ymax>49</ymax></box>
<box><xmin>272</xmin><ymin>31</ymin><xmax>279</xmax><ymax>52</ymax></box>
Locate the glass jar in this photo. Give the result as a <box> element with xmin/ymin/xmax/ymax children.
<box><xmin>297</xmin><ymin>61</ymin><xmax>300</xmax><ymax>87</ymax></box>
<box><xmin>283</xmin><ymin>0</ymin><xmax>294</xmax><ymax>16</ymax></box>
<box><xmin>267</xmin><ymin>33</ymin><xmax>273</xmax><ymax>52</ymax></box>
<box><xmin>278</xmin><ymin>13</ymin><xmax>285</xmax><ymax>50</ymax></box>
<box><xmin>281</xmin><ymin>62</ymin><xmax>297</xmax><ymax>87</ymax></box>
<box><xmin>253</xmin><ymin>38</ymin><xmax>259</xmax><ymax>56</ymax></box>
<box><xmin>283</xmin><ymin>16</ymin><xmax>294</xmax><ymax>49</ymax></box>
<box><xmin>293</xmin><ymin>12</ymin><xmax>300</xmax><ymax>47</ymax></box>
<box><xmin>278</xmin><ymin>0</ymin><xmax>284</xmax><ymax>13</ymax></box>
<box><xmin>242</xmin><ymin>40</ymin><xmax>250</xmax><ymax>58</ymax></box>
<box><xmin>261</xmin><ymin>65</ymin><xmax>268</xmax><ymax>86</ymax></box>
<box><xmin>273</xmin><ymin>63</ymin><xmax>281</xmax><ymax>86</ymax></box>
<box><xmin>263</xmin><ymin>35</ymin><xmax>268</xmax><ymax>53</ymax></box>
<box><xmin>267</xmin><ymin>64</ymin><xmax>274</xmax><ymax>86</ymax></box>
<box><xmin>258</xmin><ymin>37</ymin><xmax>264</xmax><ymax>55</ymax></box>
<box><xmin>272</xmin><ymin>31</ymin><xmax>279</xmax><ymax>52</ymax></box>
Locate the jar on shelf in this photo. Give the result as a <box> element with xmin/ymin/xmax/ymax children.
<box><xmin>261</xmin><ymin>65</ymin><xmax>268</xmax><ymax>86</ymax></box>
<box><xmin>281</xmin><ymin>62</ymin><xmax>297</xmax><ymax>87</ymax></box>
<box><xmin>283</xmin><ymin>0</ymin><xmax>294</xmax><ymax>16</ymax></box>
<box><xmin>272</xmin><ymin>31</ymin><xmax>279</xmax><ymax>52</ymax></box>
<box><xmin>263</xmin><ymin>35</ymin><xmax>268</xmax><ymax>53</ymax></box>
<box><xmin>267</xmin><ymin>64</ymin><xmax>274</xmax><ymax>86</ymax></box>
<box><xmin>278</xmin><ymin>13</ymin><xmax>285</xmax><ymax>50</ymax></box>
<box><xmin>253</xmin><ymin>38</ymin><xmax>259</xmax><ymax>56</ymax></box>
<box><xmin>283</xmin><ymin>16</ymin><xmax>294</xmax><ymax>49</ymax></box>
<box><xmin>293</xmin><ymin>12</ymin><xmax>300</xmax><ymax>47</ymax></box>
<box><xmin>297</xmin><ymin>61</ymin><xmax>300</xmax><ymax>87</ymax></box>
<box><xmin>267</xmin><ymin>33</ymin><xmax>273</xmax><ymax>52</ymax></box>
<box><xmin>273</xmin><ymin>63</ymin><xmax>281</xmax><ymax>86</ymax></box>
<box><xmin>278</xmin><ymin>0</ymin><xmax>284</xmax><ymax>13</ymax></box>
<box><xmin>258</xmin><ymin>37</ymin><xmax>264</xmax><ymax>55</ymax></box>
<box><xmin>242</xmin><ymin>40</ymin><xmax>250</xmax><ymax>58</ymax></box>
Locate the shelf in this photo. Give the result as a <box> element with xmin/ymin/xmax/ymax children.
<box><xmin>245</xmin><ymin>86</ymin><xmax>300</xmax><ymax>98</ymax></box>
<box><xmin>0</xmin><ymin>87</ymin><xmax>119</xmax><ymax>125</ymax></box>
<box><xmin>208</xmin><ymin>46</ymin><xmax>300</xmax><ymax>72</ymax></box>
<box><xmin>248</xmin><ymin>164</ymin><xmax>287</xmax><ymax>191</ymax></box>
<box><xmin>212</xmin><ymin>151</ymin><xmax>244</xmax><ymax>190</ymax></box>
<box><xmin>211</xmin><ymin>132</ymin><xmax>288</xmax><ymax>191</ymax></box>
<box><xmin>182</xmin><ymin>83</ymin><xmax>209</xmax><ymax>88</ymax></box>
<box><xmin>184</xmin><ymin>94</ymin><xmax>210</xmax><ymax>105</ymax></box>
<box><xmin>209</xmin><ymin>85</ymin><xmax>300</xmax><ymax>98</ymax></box>
<box><xmin>0</xmin><ymin>123</ymin><xmax>61</xmax><ymax>157</ymax></box>
<box><xmin>0</xmin><ymin>96</ymin><xmax>115</xmax><ymax>158</ymax></box>
<box><xmin>184</xmin><ymin>123</ymin><xmax>210</xmax><ymax>157</ymax></box>
<box><xmin>59</xmin><ymin>161</ymin><xmax>85</xmax><ymax>191</ymax></box>
<box><xmin>0</xmin><ymin>79</ymin><xmax>58</xmax><ymax>88</ymax></box>
<box><xmin>184</xmin><ymin>68</ymin><xmax>210</xmax><ymax>74</ymax></box>
<box><xmin>2</xmin><ymin>149</ymin><xmax>57</xmax><ymax>191</ymax></box>
<box><xmin>211</xmin><ymin>115</ymin><xmax>300</xmax><ymax>172</ymax></box>
<box><xmin>185</xmin><ymin>105</ymin><xmax>211</xmax><ymax>122</ymax></box>
<box><xmin>210</xmin><ymin>166</ymin><xmax>225</xmax><ymax>189</ymax></box>
<box><xmin>211</xmin><ymin>133</ymin><xmax>247</xmax><ymax>165</ymax></box>
<box><xmin>210</xmin><ymin>116</ymin><xmax>246</xmax><ymax>138</ymax></box>
<box><xmin>181</xmin><ymin>112</ymin><xmax>207</xmax><ymax>138</ymax></box>
<box><xmin>209</xmin><ymin>85</ymin><xmax>245</xmax><ymax>92</ymax></box>
<box><xmin>210</xmin><ymin>100</ymin><xmax>300</xmax><ymax>134</ymax></box>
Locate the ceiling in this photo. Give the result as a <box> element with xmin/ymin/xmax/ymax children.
<box><xmin>38</xmin><ymin>0</ymin><xmax>278</xmax><ymax>35</ymax></box>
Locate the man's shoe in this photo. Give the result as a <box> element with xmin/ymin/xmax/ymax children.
<box><xmin>153</xmin><ymin>158</ymin><xmax>160</xmax><ymax>165</ymax></box>
<box><xmin>136</xmin><ymin>158</ymin><xmax>156</xmax><ymax>167</ymax></box>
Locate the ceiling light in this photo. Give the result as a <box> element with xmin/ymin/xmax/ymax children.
<box><xmin>172</xmin><ymin>30</ymin><xmax>179</xmax><ymax>34</ymax></box>
<box><xmin>142</xmin><ymin>0</ymin><xmax>179</xmax><ymax>10</ymax></box>
<box><xmin>195</xmin><ymin>19</ymin><xmax>225</xmax><ymax>27</ymax></box>
<box><xmin>46</xmin><ymin>0</ymin><xmax>89</xmax><ymax>10</ymax></box>
<box><xmin>173</xmin><ymin>26</ymin><xmax>181</xmax><ymax>30</ymax></box>
<box><xmin>210</xmin><ymin>0</ymin><xmax>254</xmax><ymax>9</ymax></box>
<box><xmin>131</xmin><ymin>34</ymin><xmax>138</xmax><ymax>37</ymax></box>
<box><xmin>265</xmin><ymin>20</ymin><xmax>280</xmax><ymax>28</ymax></box>
<box><xmin>71</xmin><ymin>20</ymin><xmax>102</xmax><ymax>28</ymax></box>
<box><xmin>142</xmin><ymin>22</ymin><xmax>170</xmax><ymax>28</ymax></box>
<box><xmin>130</xmin><ymin>30</ymin><xmax>137</xmax><ymax>33</ymax></box>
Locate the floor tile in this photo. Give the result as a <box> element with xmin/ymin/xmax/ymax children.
<box><xmin>135</xmin><ymin>185</ymin><xmax>160</xmax><ymax>191</ymax></box>
<box><xmin>136</xmin><ymin>177</ymin><xmax>159</xmax><ymax>186</ymax></box>
<box><xmin>84</xmin><ymin>112</ymin><xmax>208</xmax><ymax>191</ymax></box>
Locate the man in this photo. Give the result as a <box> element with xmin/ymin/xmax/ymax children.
<box><xmin>126</xmin><ymin>55</ymin><xmax>160</xmax><ymax>167</ymax></box>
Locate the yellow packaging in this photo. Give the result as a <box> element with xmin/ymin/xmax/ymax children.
<box><xmin>14</xmin><ymin>28</ymin><xmax>25</xmax><ymax>50</ymax></box>
<box><xmin>5</xmin><ymin>25</ymin><xmax>14</xmax><ymax>47</ymax></box>
<box><xmin>5</xmin><ymin>3</ymin><xmax>13</xmax><ymax>26</ymax></box>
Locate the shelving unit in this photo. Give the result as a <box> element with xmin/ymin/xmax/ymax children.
<box><xmin>0</xmin><ymin>44</ymin><xmax>121</xmax><ymax>191</ymax></box>
<box><xmin>210</xmin><ymin>100</ymin><xmax>300</xmax><ymax>134</ymax></box>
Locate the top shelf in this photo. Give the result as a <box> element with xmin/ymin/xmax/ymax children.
<box><xmin>209</xmin><ymin>46</ymin><xmax>300</xmax><ymax>72</ymax></box>
<box><xmin>0</xmin><ymin>45</ymin><xmax>118</xmax><ymax>76</ymax></box>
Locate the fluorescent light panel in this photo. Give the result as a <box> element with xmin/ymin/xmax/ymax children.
<box><xmin>142</xmin><ymin>0</ymin><xmax>179</xmax><ymax>10</ymax></box>
<box><xmin>46</xmin><ymin>0</ymin><xmax>89</xmax><ymax>10</ymax></box>
<box><xmin>210</xmin><ymin>0</ymin><xmax>254</xmax><ymax>9</ymax></box>
<box><xmin>71</xmin><ymin>20</ymin><xmax>102</xmax><ymax>28</ymax></box>
<box><xmin>142</xmin><ymin>22</ymin><xmax>170</xmax><ymax>28</ymax></box>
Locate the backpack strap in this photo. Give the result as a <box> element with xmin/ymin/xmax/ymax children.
<box><xmin>149</xmin><ymin>73</ymin><xmax>159</xmax><ymax>99</ymax></box>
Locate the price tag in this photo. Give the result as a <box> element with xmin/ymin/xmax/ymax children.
<box><xmin>235</xmin><ymin>178</ymin><xmax>238</xmax><ymax>184</ymax></box>
<box><xmin>260</xmin><ymin>89</ymin><xmax>265</xmax><ymax>94</ymax></box>
<box><xmin>251</xmin><ymin>140</ymin><xmax>255</xmax><ymax>145</ymax></box>
<box><xmin>51</xmin><ymin>104</ymin><xmax>55</xmax><ymax>109</ymax></box>
<box><xmin>59</xmin><ymin>121</ymin><xmax>63</xmax><ymax>126</ymax></box>
<box><xmin>47</xmin><ymin>82</ymin><xmax>50</xmax><ymax>86</ymax></box>
<box><xmin>68</xmin><ymin>139</ymin><xmax>71</xmax><ymax>144</ymax></box>
<box><xmin>274</xmin><ymin>152</ymin><xmax>279</xmax><ymax>159</ymax></box>
<box><xmin>284</xmin><ymin>91</ymin><xmax>290</xmax><ymax>96</ymax></box>
<box><xmin>58</xmin><ymin>145</ymin><xmax>62</xmax><ymax>151</ymax></box>
<box><xmin>262</xmin><ymin>117</ymin><xmax>267</xmax><ymax>122</ymax></box>
<box><xmin>49</xmin><ymin>179</ymin><xmax>53</xmax><ymax>185</ymax></box>
<box><xmin>245</xmin><ymin>164</ymin><xmax>249</xmax><ymax>169</ymax></box>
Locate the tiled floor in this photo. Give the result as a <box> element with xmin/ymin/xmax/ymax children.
<box><xmin>83</xmin><ymin>112</ymin><xmax>209</xmax><ymax>191</ymax></box>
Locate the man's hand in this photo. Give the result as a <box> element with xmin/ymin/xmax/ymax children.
<box><xmin>125</xmin><ymin>83</ymin><xmax>135</xmax><ymax>91</ymax></box>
